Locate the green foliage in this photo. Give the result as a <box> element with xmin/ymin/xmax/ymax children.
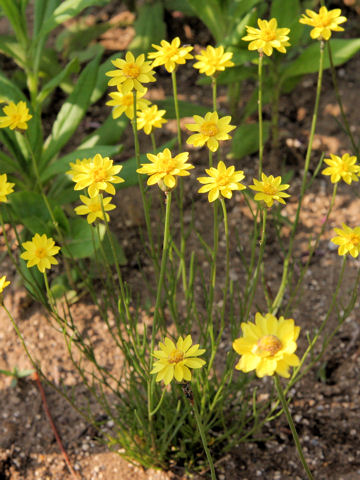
<box><xmin>129</xmin><ymin>1</ymin><xmax>166</xmax><ymax>55</ymax></box>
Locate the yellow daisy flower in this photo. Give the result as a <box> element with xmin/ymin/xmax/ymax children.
<box><xmin>193</xmin><ymin>45</ymin><xmax>234</xmax><ymax>77</ymax></box>
<box><xmin>20</xmin><ymin>233</ymin><xmax>61</xmax><ymax>273</ymax></box>
<box><xmin>242</xmin><ymin>18</ymin><xmax>290</xmax><ymax>56</ymax></box>
<box><xmin>197</xmin><ymin>160</ymin><xmax>246</xmax><ymax>203</ymax></box>
<box><xmin>67</xmin><ymin>154</ymin><xmax>124</xmax><ymax>198</ymax></box>
<box><xmin>137</xmin><ymin>148</ymin><xmax>194</xmax><ymax>190</ymax></box>
<box><xmin>233</xmin><ymin>312</ymin><xmax>300</xmax><ymax>378</ymax></box>
<box><xmin>0</xmin><ymin>173</ymin><xmax>15</xmax><ymax>202</ymax></box>
<box><xmin>148</xmin><ymin>37</ymin><xmax>193</xmax><ymax>73</ymax></box>
<box><xmin>331</xmin><ymin>223</ymin><xmax>360</xmax><ymax>258</ymax></box>
<box><xmin>106</xmin><ymin>87</ymin><xmax>150</xmax><ymax>120</ymax></box>
<box><xmin>74</xmin><ymin>194</ymin><xmax>116</xmax><ymax>224</ymax></box>
<box><xmin>322</xmin><ymin>153</ymin><xmax>359</xmax><ymax>184</ymax></box>
<box><xmin>136</xmin><ymin>104</ymin><xmax>167</xmax><ymax>135</ymax></box>
<box><xmin>0</xmin><ymin>275</ymin><xmax>10</xmax><ymax>293</ymax></box>
<box><xmin>151</xmin><ymin>335</ymin><xmax>206</xmax><ymax>385</ymax></box>
<box><xmin>106</xmin><ymin>51</ymin><xmax>156</xmax><ymax>94</ymax></box>
<box><xmin>186</xmin><ymin>111</ymin><xmax>236</xmax><ymax>152</ymax></box>
<box><xmin>249</xmin><ymin>172</ymin><xmax>290</xmax><ymax>208</ymax></box>
<box><xmin>0</xmin><ymin>101</ymin><xmax>32</xmax><ymax>130</ymax></box>
<box><xmin>299</xmin><ymin>6</ymin><xmax>347</xmax><ymax>41</ymax></box>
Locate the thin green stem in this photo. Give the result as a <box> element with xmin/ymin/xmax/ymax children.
<box><xmin>212</xmin><ymin>76</ymin><xmax>217</xmax><ymax>112</ymax></box>
<box><xmin>151</xmin><ymin>132</ymin><xmax>157</xmax><ymax>153</ymax></box>
<box><xmin>192</xmin><ymin>398</ymin><xmax>217</xmax><ymax>480</ymax></box>
<box><xmin>258</xmin><ymin>52</ymin><xmax>264</xmax><ymax>178</ymax></box>
<box><xmin>171</xmin><ymin>70</ymin><xmax>182</xmax><ymax>150</ymax></box>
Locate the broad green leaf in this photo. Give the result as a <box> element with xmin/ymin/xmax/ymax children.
<box><xmin>186</xmin><ymin>0</ymin><xmax>225</xmax><ymax>43</ymax></box>
<box><xmin>101</xmin><ymin>229</ymin><xmax>126</xmax><ymax>266</ymax></box>
<box><xmin>90</xmin><ymin>52</ymin><xmax>122</xmax><ymax>104</ymax></box>
<box><xmin>33</xmin><ymin>0</ymin><xmax>58</xmax><ymax>36</ymax></box>
<box><xmin>64</xmin><ymin>217</ymin><xmax>101</xmax><ymax>258</ymax></box>
<box><xmin>36</xmin><ymin>57</ymin><xmax>79</xmax><ymax>104</ymax></box>
<box><xmin>0</xmin><ymin>35</ymin><xmax>26</xmax><ymax>67</ymax></box>
<box><xmin>231</xmin><ymin>122</ymin><xmax>270</xmax><ymax>159</ymax></box>
<box><xmin>0</xmin><ymin>150</ymin><xmax>19</xmax><ymax>173</ymax></box>
<box><xmin>128</xmin><ymin>1</ymin><xmax>166</xmax><ymax>55</ymax></box>
<box><xmin>80</xmin><ymin>114</ymin><xmax>128</xmax><ymax>148</ymax></box>
<box><xmin>0</xmin><ymin>0</ymin><xmax>27</xmax><ymax>46</ymax></box>
<box><xmin>270</xmin><ymin>0</ymin><xmax>300</xmax><ymax>31</ymax></box>
<box><xmin>9</xmin><ymin>191</ymin><xmax>51</xmax><ymax>226</ymax></box>
<box><xmin>18</xmin><ymin>257</ymin><xmax>46</xmax><ymax>304</ymax></box>
<box><xmin>154</xmin><ymin>99</ymin><xmax>209</xmax><ymax>118</ymax></box>
<box><xmin>164</xmin><ymin>0</ymin><xmax>194</xmax><ymax>16</ymax></box>
<box><xmin>223</xmin><ymin>0</ymin><xmax>264</xmax><ymax>46</ymax></box>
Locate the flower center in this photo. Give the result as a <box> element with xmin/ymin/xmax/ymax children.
<box><xmin>200</xmin><ymin>121</ymin><xmax>218</xmax><ymax>137</ymax></box>
<box><xmin>168</xmin><ymin>349</ymin><xmax>184</xmax><ymax>364</ymax></box>
<box><xmin>349</xmin><ymin>234</ymin><xmax>360</xmax><ymax>246</ymax></box>
<box><xmin>35</xmin><ymin>247</ymin><xmax>47</xmax><ymax>259</ymax></box>
<box><xmin>164</xmin><ymin>46</ymin><xmax>179</xmax><ymax>59</ymax></box>
<box><xmin>92</xmin><ymin>167</ymin><xmax>107</xmax><ymax>182</ymax></box>
<box><xmin>216</xmin><ymin>173</ymin><xmax>230</xmax><ymax>186</ymax></box>
<box><xmin>262</xmin><ymin>183</ymin><xmax>278</xmax><ymax>195</ymax></box>
<box><xmin>89</xmin><ymin>202</ymin><xmax>101</xmax><ymax>213</ymax></box>
<box><xmin>263</xmin><ymin>29</ymin><xmax>277</xmax><ymax>42</ymax></box>
<box><xmin>158</xmin><ymin>158</ymin><xmax>176</xmax><ymax>173</ymax></box>
<box><xmin>122</xmin><ymin>94</ymin><xmax>133</xmax><ymax>106</ymax></box>
<box><xmin>256</xmin><ymin>335</ymin><xmax>282</xmax><ymax>357</ymax></box>
<box><xmin>123</xmin><ymin>63</ymin><xmax>140</xmax><ymax>79</ymax></box>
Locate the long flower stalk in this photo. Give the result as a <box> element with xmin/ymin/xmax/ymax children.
<box><xmin>258</xmin><ymin>52</ymin><xmax>264</xmax><ymax>178</ymax></box>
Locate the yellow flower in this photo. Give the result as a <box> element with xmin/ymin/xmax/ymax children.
<box><xmin>0</xmin><ymin>173</ymin><xmax>15</xmax><ymax>202</ymax></box>
<box><xmin>249</xmin><ymin>172</ymin><xmax>290</xmax><ymax>208</ymax></box>
<box><xmin>233</xmin><ymin>312</ymin><xmax>300</xmax><ymax>378</ymax></box>
<box><xmin>193</xmin><ymin>45</ymin><xmax>234</xmax><ymax>76</ymax></box>
<box><xmin>106</xmin><ymin>87</ymin><xmax>150</xmax><ymax>120</ymax></box>
<box><xmin>242</xmin><ymin>18</ymin><xmax>290</xmax><ymax>56</ymax></box>
<box><xmin>106</xmin><ymin>51</ymin><xmax>156</xmax><ymax>94</ymax></box>
<box><xmin>136</xmin><ymin>104</ymin><xmax>167</xmax><ymax>135</ymax></box>
<box><xmin>67</xmin><ymin>154</ymin><xmax>124</xmax><ymax>198</ymax></box>
<box><xmin>20</xmin><ymin>233</ymin><xmax>60</xmax><ymax>273</ymax></box>
<box><xmin>74</xmin><ymin>194</ymin><xmax>116</xmax><ymax>224</ymax></box>
<box><xmin>137</xmin><ymin>148</ymin><xmax>194</xmax><ymax>190</ymax></box>
<box><xmin>299</xmin><ymin>6</ymin><xmax>347</xmax><ymax>41</ymax></box>
<box><xmin>0</xmin><ymin>101</ymin><xmax>32</xmax><ymax>130</ymax></box>
<box><xmin>148</xmin><ymin>37</ymin><xmax>193</xmax><ymax>73</ymax></box>
<box><xmin>151</xmin><ymin>335</ymin><xmax>206</xmax><ymax>385</ymax></box>
<box><xmin>197</xmin><ymin>160</ymin><xmax>246</xmax><ymax>203</ymax></box>
<box><xmin>186</xmin><ymin>111</ymin><xmax>236</xmax><ymax>152</ymax></box>
<box><xmin>322</xmin><ymin>153</ymin><xmax>359</xmax><ymax>184</ymax></box>
<box><xmin>0</xmin><ymin>275</ymin><xmax>10</xmax><ymax>293</ymax></box>
<box><xmin>331</xmin><ymin>223</ymin><xmax>360</xmax><ymax>258</ymax></box>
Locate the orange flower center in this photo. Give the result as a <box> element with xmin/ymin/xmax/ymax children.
<box><xmin>168</xmin><ymin>349</ymin><xmax>184</xmax><ymax>364</ymax></box>
<box><xmin>123</xmin><ymin>63</ymin><xmax>140</xmax><ymax>79</ymax></box>
<box><xmin>158</xmin><ymin>157</ymin><xmax>176</xmax><ymax>173</ymax></box>
<box><xmin>92</xmin><ymin>167</ymin><xmax>107</xmax><ymax>182</ymax></box>
<box><xmin>163</xmin><ymin>45</ymin><xmax>179</xmax><ymax>59</ymax></box>
<box><xmin>349</xmin><ymin>233</ymin><xmax>360</xmax><ymax>246</ymax></box>
<box><xmin>262</xmin><ymin>29</ymin><xmax>277</xmax><ymax>42</ymax></box>
<box><xmin>122</xmin><ymin>94</ymin><xmax>133</xmax><ymax>106</ymax></box>
<box><xmin>89</xmin><ymin>202</ymin><xmax>101</xmax><ymax>213</ymax></box>
<box><xmin>216</xmin><ymin>173</ymin><xmax>231</xmax><ymax>186</ymax></box>
<box><xmin>262</xmin><ymin>183</ymin><xmax>278</xmax><ymax>195</ymax></box>
<box><xmin>256</xmin><ymin>335</ymin><xmax>282</xmax><ymax>356</ymax></box>
<box><xmin>200</xmin><ymin>121</ymin><xmax>218</xmax><ymax>137</ymax></box>
<box><xmin>35</xmin><ymin>247</ymin><xmax>47</xmax><ymax>259</ymax></box>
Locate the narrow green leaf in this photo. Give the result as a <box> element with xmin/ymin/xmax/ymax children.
<box><xmin>33</xmin><ymin>0</ymin><xmax>58</xmax><ymax>36</ymax></box>
<box><xmin>231</xmin><ymin>122</ymin><xmax>270</xmax><ymax>159</ymax></box>
<box><xmin>128</xmin><ymin>1</ymin><xmax>166</xmax><ymax>55</ymax></box>
<box><xmin>154</xmin><ymin>99</ymin><xmax>209</xmax><ymax>118</ymax></box>
<box><xmin>0</xmin><ymin>35</ymin><xmax>26</xmax><ymax>67</ymax></box>
<box><xmin>90</xmin><ymin>52</ymin><xmax>122</xmax><ymax>104</ymax></box>
<box><xmin>186</xmin><ymin>0</ymin><xmax>225</xmax><ymax>43</ymax></box>
<box><xmin>79</xmin><ymin>114</ymin><xmax>128</xmax><ymax>148</ymax></box>
<box><xmin>36</xmin><ymin>57</ymin><xmax>79</xmax><ymax>105</ymax></box>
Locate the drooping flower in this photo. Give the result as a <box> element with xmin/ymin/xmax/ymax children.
<box><xmin>0</xmin><ymin>101</ymin><xmax>32</xmax><ymax>130</ymax></box>
<box><xmin>151</xmin><ymin>335</ymin><xmax>206</xmax><ymax>385</ymax></box>
<box><xmin>106</xmin><ymin>87</ymin><xmax>150</xmax><ymax>120</ymax></box>
<box><xmin>186</xmin><ymin>111</ymin><xmax>236</xmax><ymax>152</ymax></box>
<box><xmin>74</xmin><ymin>194</ymin><xmax>116</xmax><ymax>224</ymax></box>
<box><xmin>193</xmin><ymin>45</ymin><xmax>234</xmax><ymax>76</ymax></box>
<box><xmin>331</xmin><ymin>223</ymin><xmax>360</xmax><ymax>258</ymax></box>
<box><xmin>249</xmin><ymin>173</ymin><xmax>290</xmax><ymax>208</ymax></box>
<box><xmin>197</xmin><ymin>160</ymin><xmax>246</xmax><ymax>203</ymax></box>
<box><xmin>0</xmin><ymin>275</ymin><xmax>10</xmax><ymax>293</ymax></box>
<box><xmin>137</xmin><ymin>148</ymin><xmax>194</xmax><ymax>190</ymax></box>
<box><xmin>20</xmin><ymin>234</ymin><xmax>60</xmax><ymax>273</ymax></box>
<box><xmin>242</xmin><ymin>18</ymin><xmax>290</xmax><ymax>56</ymax></box>
<box><xmin>322</xmin><ymin>153</ymin><xmax>359</xmax><ymax>184</ymax></box>
<box><xmin>136</xmin><ymin>104</ymin><xmax>167</xmax><ymax>135</ymax></box>
<box><xmin>148</xmin><ymin>37</ymin><xmax>193</xmax><ymax>73</ymax></box>
<box><xmin>106</xmin><ymin>51</ymin><xmax>156</xmax><ymax>94</ymax></box>
<box><xmin>233</xmin><ymin>312</ymin><xmax>300</xmax><ymax>378</ymax></box>
<box><xmin>0</xmin><ymin>174</ymin><xmax>15</xmax><ymax>202</ymax></box>
<box><xmin>67</xmin><ymin>154</ymin><xmax>124</xmax><ymax>198</ymax></box>
<box><xmin>299</xmin><ymin>6</ymin><xmax>347</xmax><ymax>41</ymax></box>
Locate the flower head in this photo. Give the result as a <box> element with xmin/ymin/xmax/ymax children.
<box><xmin>106</xmin><ymin>51</ymin><xmax>156</xmax><ymax>94</ymax></box>
<box><xmin>74</xmin><ymin>194</ymin><xmax>116</xmax><ymax>224</ymax></box>
<box><xmin>322</xmin><ymin>153</ymin><xmax>359</xmax><ymax>184</ymax></box>
<box><xmin>0</xmin><ymin>101</ymin><xmax>32</xmax><ymax>130</ymax></box>
<box><xmin>186</xmin><ymin>111</ymin><xmax>236</xmax><ymax>152</ymax></box>
<box><xmin>299</xmin><ymin>6</ymin><xmax>347</xmax><ymax>40</ymax></box>
<box><xmin>67</xmin><ymin>154</ymin><xmax>124</xmax><ymax>198</ymax></box>
<box><xmin>197</xmin><ymin>161</ymin><xmax>246</xmax><ymax>202</ymax></box>
<box><xmin>151</xmin><ymin>335</ymin><xmax>206</xmax><ymax>385</ymax></box>
<box><xmin>331</xmin><ymin>223</ymin><xmax>360</xmax><ymax>258</ymax></box>
<box><xmin>193</xmin><ymin>45</ymin><xmax>234</xmax><ymax>76</ymax></box>
<box><xmin>137</xmin><ymin>148</ymin><xmax>194</xmax><ymax>191</ymax></box>
<box><xmin>136</xmin><ymin>104</ymin><xmax>167</xmax><ymax>135</ymax></box>
<box><xmin>233</xmin><ymin>312</ymin><xmax>300</xmax><ymax>378</ymax></box>
<box><xmin>106</xmin><ymin>87</ymin><xmax>150</xmax><ymax>120</ymax></box>
<box><xmin>242</xmin><ymin>18</ymin><xmax>290</xmax><ymax>56</ymax></box>
<box><xmin>249</xmin><ymin>172</ymin><xmax>290</xmax><ymax>208</ymax></box>
<box><xmin>20</xmin><ymin>233</ymin><xmax>60</xmax><ymax>273</ymax></box>
<box><xmin>0</xmin><ymin>174</ymin><xmax>15</xmax><ymax>202</ymax></box>
<box><xmin>148</xmin><ymin>37</ymin><xmax>193</xmax><ymax>73</ymax></box>
<box><xmin>0</xmin><ymin>275</ymin><xmax>10</xmax><ymax>293</ymax></box>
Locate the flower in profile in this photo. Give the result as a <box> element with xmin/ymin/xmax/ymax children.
<box><xmin>20</xmin><ymin>234</ymin><xmax>60</xmax><ymax>273</ymax></box>
<box><xmin>233</xmin><ymin>313</ymin><xmax>300</xmax><ymax>378</ymax></box>
<box><xmin>67</xmin><ymin>154</ymin><xmax>124</xmax><ymax>198</ymax></box>
<box><xmin>74</xmin><ymin>194</ymin><xmax>116</xmax><ymax>224</ymax></box>
<box><xmin>0</xmin><ymin>174</ymin><xmax>15</xmax><ymax>202</ymax></box>
<box><xmin>148</xmin><ymin>37</ymin><xmax>193</xmax><ymax>73</ymax></box>
<box><xmin>242</xmin><ymin>18</ymin><xmax>290</xmax><ymax>56</ymax></box>
<box><xmin>106</xmin><ymin>87</ymin><xmax>150</xmax><ymax>120</ymax></box>
<box><xmin>249</xmin><ymin>173</ymin><xmax>290</xmax><ymax>208</ymax></box>
<box><xmin>197</xmin><ymin>161</ymin><xmax>246</xmax><ymax>203</ymax></box>
<box><xmin>0</xmin><ymin>275</ymin><xmax>10</xmax><ymax>293</ymax></box>
<box><xmin>193</xmin><ymin>45</ymin><xmax>234</xmax><ymax>76</ymax></box>
<box><xmin>0</xmin><ymin>101</ymin><xmax>32</xmax><ymax>130</ymax></box>
<box><xmin>136</xmin><ymin>104</ymin><xmax>167</xmax><ymax>135</ymax></box>
<box><xmin>106</xmin><ymin>51</ymin><xmax>156</xmax><ymax>94</ymax></box>
<box><xmin>299</xmin><ymin>6</ymin><xmax>347</xmax><ymax>40</ymax></box>
<box><xmin>151</xmin><ymin>335</ymin><xmax>206</xmax><ymax>385</ymax></box>
<box><xmin>322</xmin><ymin>153</ymin><xmax>359</xmax><ymax>184</ymax></box>
<box><xmin>186</xmin><ymin>111</ymin><xmax>236</xmax><ymax>152</ymax></box>
<box><xmin>331</xmin><ymin>224</ymin><xmax>360</xmax><ymax>258</ymax></box>
<box><xmin>137</xmin><ymin>148</ymin><xmax>194</xmax><ymax>190</ymax></box>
